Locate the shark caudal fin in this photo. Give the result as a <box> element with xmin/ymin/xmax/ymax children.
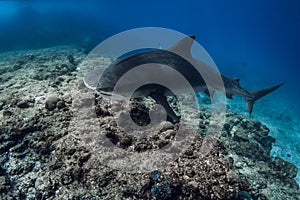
<box><xmin>245</xmin><ymin>83</ymin><xmax>284</xmax><ymax>115</ymax></box>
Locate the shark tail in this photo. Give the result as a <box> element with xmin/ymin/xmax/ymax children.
<box><xmin>245</xmin><ymin>83</ymin><xmax>284</xmax><ymax>115</ymax></box>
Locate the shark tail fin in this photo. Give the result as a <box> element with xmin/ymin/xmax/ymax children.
<box><xmin>245</xmin><ymin>83</ymin><xmax>284</xmax><ymax>115</ymax></box>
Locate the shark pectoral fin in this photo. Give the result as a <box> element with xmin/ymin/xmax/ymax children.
<box><xmin>150</xmin><ymin>93</ymin><xmax>180</xmax><ymax>123</ymax></box>
<box><xmin>167</xmin><ymin>35</ymin><xmax>196</xmax><ymax>58</ymax></box>
<box><xmin>245</xmin><ymin>82</ymin><xmax>284</xmax><ymax>115</ymax></box>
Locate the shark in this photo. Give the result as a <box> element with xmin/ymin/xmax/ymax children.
<box><xmin>83</xmin><ymin>35</ymin><xmax>283</xmax><ymax>123</ymax></box>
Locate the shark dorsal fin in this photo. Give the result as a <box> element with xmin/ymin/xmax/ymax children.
<box><xmin>168</xmin><ymin>35</ymin><xmax>196</xmax><ymax>58</ymax></box>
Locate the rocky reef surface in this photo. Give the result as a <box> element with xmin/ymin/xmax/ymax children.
<box><xmin>0</xmin><ymin>46</ymin><xmax>299</xmax><ymax>199</ymax></box>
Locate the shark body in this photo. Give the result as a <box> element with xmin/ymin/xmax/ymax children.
<box><xmin>84</xmin><ymin>35</ymin><xmax>283</xmax><ymax>123</ymax></box>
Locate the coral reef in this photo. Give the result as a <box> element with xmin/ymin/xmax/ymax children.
<box><xmin>0</xmin><ymin>46</ymin><xmax>299</xmax><ymax>199</ymax></box>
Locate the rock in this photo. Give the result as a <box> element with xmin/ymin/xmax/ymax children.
<box><xmin>3</xmin><ymin>110</ymin><xmax>12</xmax><ymax>117</ymax></box>
<box><xmin>61</xmin><ymin>169</ymin><xmax>74</xmax><ymax>185</ymax></box>
<box><xmin>0</xmin><ymin>68</ymin><xmax>6</xmax><ymax>75</ymax></box>
<box><xmin>188</xmin><ymin>181</ymin><xmax>198</xmax><ymax>190</ymax></box>
<box><xmin>240</xmin><ymin>119</ymin><xmax>248</xmax><ymax>128</ymax></box>
<box><xmin>226</xmin><ymin>171</ymin><xmax>239</xmax><ymax>184</ymax></box>
<box><xmin>223</xmin><ymin>123</ymin><xmax>231</xmax><ymax>131</ymax></box>
<box><xmin>17</xmin><ymin>100</ymin><xmax>30</xmax><ymax>109</ymax></box>
<box><xmin>227</xmin><ymin>157</ymin><xmax>234</xmax><ymax>169</ymax></box>
<box><xmin>184</xmin><ymin>149</ymin><xmax>194</xmax><ymax>157</ymax></box>
<box><xmin>60</xmin><ymin>60</ymin><xmax>75</xmax><ymax>72</ymax></box>
<box><xmin>118</xmin><ymin>136</ymin><xmax>133</xmax><ymax>149</ymax></box>
<box><xmin>253</xmin><ymin>121</ymin><xmax>262</xmax><ymax>130</ymax></box>
<box><xmin>79</xmin><ymin>153</ymin><xmax>91</xmax><ymax>166</ymax></box>
<box><xmin>67</xmin><ymin>55</ymin><xmax>75</xmax><ymax>65</ymax></box>
<box><xmin>233</xmin><ymin>141</ymin><xmax>269</xmax><ymax>161</ymax></box>
<box><xmin>157</xmin><ymin>139</ymin><xmax>169</xmax><ymax>148</ymax></box>
<box><xmin>233</xmin><ymin>118</ymin><xmax>240</xmax><ymax>124</ymax></box>
<box><xmin>32</xmin><ymin>74</ymin><xmax>43</xmax><ymax>81</ymax></box>
<box><xmin>54</xmin><ymin>77</ymin><xmax>64</xmax><ymax>86</ymax></box>
<box><xmin>199</xmin><ymin>123</ymin><xmax>206</xmax><ymax>129</ymax></box>
<box><xmin>259</xmin><ymin>136</ymin><xmax>276</xmax><ymax>153</ymax></box>
<box><xmin>59</xmin><ymin>64</ymin><xmax>70</xmax><ymax>74</ymax></box>
<box><xmin>12</xmin><ymin>60</ymin><xmax>25</xmax><ymax>71</ymax></box>
<box><xmin>160</xmin><ymin>121</ymin><xmax>174</xmax><ymax>132</ymax></box>
<box><xmin>231</xmin><ymin>125</ymin><xmax>238</xmax><ymax>134</ymax></box>
<box><xmin>45</xmin><ymin>95</ymin><xmax>60</xmax><ymax>111</ymax></box>
<box><xmin>0</xmin><ymin>99</ymin><xmax>7</xmax><ymax>110</ymax></box>
<box><xmin>62</xmin><ymin>93</ymin><xmax>72</xmax><ymax>104</ymax></box>
<box><xmin>233</xmin><ymin>130</ymin><xmax>249</xmax><ymax>142</ymax></box>
<box><xmin>134</xmin><ymin>142</ymin><xmax>151</xmax><ymax>152</ymax></box>
<box><xmin>56</xmin><ymin>100</ymin><xmax>66</xmax><ymax>109</ymax></box>
<box><xmin>273</xmin><ymin>157</ymin><xmax>298</xmax><ymax>179</ymax></box>
<box><xmin>26</xmin><ymin>54</ymin><xmax>35</xmax><ymax>60</ymax></box>
<box><xmin>66</xmin><ymin>63</ymin><xmax>76</xmax><ymax>71</ymax></box>
<box><xmin>238</xmin><ymin>191</ymin><xmax>254</xmax><ymax>200</ymax></box>
<box><xmin>0</xmin><ymin>176</ymin><xmax>11</xmax><ymax>194</ymax></box>
<box><xmin>235</xmin><ymin>162</ymin><xmax>245</xmax><ymax>169</ymax></box>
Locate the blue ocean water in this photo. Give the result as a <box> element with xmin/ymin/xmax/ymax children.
<box><xmin>1</xmin><ymin>0</ymin><xmax>299</xmax><ymax>104</ymax></box>
<box><xmin>1</xmin><ymin>0</ymin><xmax>299</xmax><ymax>182</ymax></box>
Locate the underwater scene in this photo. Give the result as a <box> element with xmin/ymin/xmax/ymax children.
<box><xmin>0</xmin><ymin>0</ymin><xmax>299</xmax><ymax>199</ymax></box>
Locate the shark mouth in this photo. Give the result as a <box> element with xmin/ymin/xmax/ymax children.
<box><xmin>99</xmin><ymin>90</ymin><xmax>113</xmax><ymax>97</ymax></box>
<box><xmin>97</xmin><ymin>89</ymin><xmax>127</xmax><ymax>100</ymax></box>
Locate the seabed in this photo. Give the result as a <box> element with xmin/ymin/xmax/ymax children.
<box><xmin>0</xmin><ymin>46</ymin><xmax>299</xmax><ymax>199</ymax></box>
